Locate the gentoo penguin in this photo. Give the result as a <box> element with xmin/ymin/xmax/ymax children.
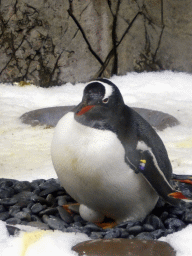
<box><xmin>51</xmin><ymin>79</ymin><xmax>189</xmax><ymax>225</ymax></box>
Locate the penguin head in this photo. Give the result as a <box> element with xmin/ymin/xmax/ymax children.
<box><xmin>74</xmin><ymin>79</ymin><xmax>124</xmax><ymax>131</ymax></box>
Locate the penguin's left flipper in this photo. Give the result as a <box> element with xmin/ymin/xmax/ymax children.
<box><xmin>135</xmin><ymin>150</ymin><xmax>191</xmax><ymax>205</ymax></box>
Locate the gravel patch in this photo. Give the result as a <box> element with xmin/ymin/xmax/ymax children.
<box><xmin>0</xmin><ymin>178</ymin><xmax>192</xmax><ymax>239</ymax></box>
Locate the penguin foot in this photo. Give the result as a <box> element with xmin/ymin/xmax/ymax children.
<box><xmin>62</xmin><ymin>203</ymin><xmax>80</xmax><ymax>215</ymax></box>
<box><xmin>94</xmin><ymin>217</ymin><xmax>117</xmax><ymax>229</ymax></box>
<box><xmin>95</xmin><ymin>221</ymin><xmax>117</xmax><ymax>229</ymax></box>
<box><xmin>172</xmin><ymin>174</ymin><xmax>192</xmax><ymax>185</ymax></box>
<box><xmin>168</xmin><ymin>191</ymin><xmax>189</xmax><ymax>200</ymax></box>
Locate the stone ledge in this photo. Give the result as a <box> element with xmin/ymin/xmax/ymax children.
<box><xmin>20</xmin><ymin>106</ymin><xmax>179</xmax><ymax>131</ymax></box>
<box><xmin>72</xmin><ymin>238</ymin><xmax>176</xmax><ymax>256</ymax></box>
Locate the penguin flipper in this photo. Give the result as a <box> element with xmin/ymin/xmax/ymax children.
<box><xmin>135</xmin><ymin>149</ymin><xmax>191</xmax><ymax>205</ymax></box>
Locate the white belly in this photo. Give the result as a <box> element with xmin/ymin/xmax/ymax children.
<box><xmin>51</xmin><ymin>112</ymin><xmax>158</xmax><ymax>222</ymax></box>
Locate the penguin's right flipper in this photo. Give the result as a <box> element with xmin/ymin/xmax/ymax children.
<box><xmin>136</xmin><ymin>150</ymin><xmax>192</xmax><ymax>205</ymax></box>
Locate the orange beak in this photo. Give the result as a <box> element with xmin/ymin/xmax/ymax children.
<box><xmin>76</xmin><ymin>105</ymin><xmax>95</xmax><ymax>116</ymax></box>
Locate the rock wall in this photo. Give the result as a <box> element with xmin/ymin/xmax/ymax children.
<box><xmin>0</xmin><ymin>0</ymin><xmax>192</xmax><ymax>87</ymax></box>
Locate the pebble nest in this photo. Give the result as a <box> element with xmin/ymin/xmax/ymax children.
<box><xmin>1</xmin><ymin>177</ymin><xmax>192</xmax><ymax>240</ymax></box>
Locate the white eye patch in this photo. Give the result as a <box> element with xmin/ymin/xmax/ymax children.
<box><xmin>91</xmin><ymin>81</ymin><xmax>113</xmax><ymax>100</ymax></box>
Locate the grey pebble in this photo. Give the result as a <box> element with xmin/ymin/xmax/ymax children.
<box><xmin>27</xmin><ymin>221</ymin><xmax>50</xmax><ymax>230</ymax></box>
<box><xmin>57</xmin><ymin>206</ymin><xmax>73</xmax><ymax>223</ymax></box>
<box><xmin>0</xmin><ymin>212</ymin><xmax>10</xmax><ymax>221</ymax></box>
<box><xmin>84</xmin><ymin>223</ymin><xmax>102</xmax><ymax>232</ymax></box>
<box><xmin>151</xmin><ymin>229</ymin><xmax>165</xmax><ymax>239</ymax></box>
<box><xmin>164</xmin><ymin>217</ymin><xmax>186</xmax><ymax>231</ymax></box>
<box><xmin>0</xmin><ymin>198</ymin><xmax>18</xmax><ymax>206</ymax></box>
<box><xmin>57</xmin><ymin>196</ymin><xmax>67</xmax><ymax>206</ymax></box>
<box><xmin>104</xmin><ymin>229</ymin><xmax>121</xmax><ymax>239</ymax></box>
<box><xmin>6</xmin><ymin>225</ymin><xmax>21</xmax><ymax>236</ymax></box>
<box><xmin>66</xmin><ymin>227</ymin><xmax>81</xmax><ymax>233</ymax></box>
<box><xmin>9</xmin><ymin>205</ymin><xmax>20</xmax><ymax>216</ymax></box>
<box><xmin>127</xmin><ymin>225</ymin><xmax>143</xmax><ymax>235</ymax></box>
<box><xmin>30</xmin><ymin>194</ymin><xmax>48</xmax><ymax>204</ymax></box>
<box><xmin>90</xmin><ymin>231</ymin><xmax>103</xmax><ymax>239</ymax></box>
<box><xmin>0</xmin><ymin>205</ymin><xmax>6</xmax><ymax>213</ymax></box>
<box><xmin>145</xmin><ymin>214</ymin><xmax>165</xmax><ymax>230</ymax></box>
<box><xmin>31</xmin><ymin>203</ymin><xmax>46</xmax><ymax>214</ymax></box>
<box><xmin>31</xmin><ymin>215</ymin><xmax>42</xmax><ymax>222</ymax></box>
<box><xmin>160</xmin><ymin>211</ymin><xmax>169</xmax><ymax>222</ymax></box>
<box><xmin>14</xmin><ymin>211</ymin><xmax>31</xmax><ymax>221</ymax></box>
<box><xmin>39</xmin><ymin>186</ymin><xmax>62</xmax><ymax>197</ymax></box>
<box><xmin>183</xmin><ymin>209</ymin><xmax>192</xmax><ymax>223</ymax></box>
<box><xmin>6</xmin><ymin>217</ymin><xmax>22</xmax><ymax>225</ymax></box>
<box><xmin>0</xmin><ymin>187</ymin><xmax>15</xmax><ymax>199</ymax></box>
<box><xmin>13</xmin><ymin>181</ymin><xmax>32</xmax><ymax>193</ymax></box>
<box><xmin>39</xmin><ymin>207</ymin><xmax>58</xmax><ymax>216</ymax></box>
<box><xmin>143</xmin><ymin>224</ymin><xmax>155</xmax><ymax>232</ymax></box>
<box><xmin>42</xmin><ymin>215</ymin><xmax>67</xmax><ymax>231</ymax></box>
<box><xmin>136</xmin><ymin>232</ymin><xmax>153</xmax><ymax>240</ymax></box>
<box><xmin>46</xmin><ymin>194</ymin><xmax>56</xmax><ymax>205</ymax></box>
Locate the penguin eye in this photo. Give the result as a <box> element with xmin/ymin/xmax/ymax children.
<box><xmin>102</xmin><ymin>98</ymin><xmax>109</xmax><ymax>104</ymax></box>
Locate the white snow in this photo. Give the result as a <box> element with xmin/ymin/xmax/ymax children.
<box><xmin>0</xmin><ymin>71</ymin><xmax>192</xmax><ymax>255</ymax></box>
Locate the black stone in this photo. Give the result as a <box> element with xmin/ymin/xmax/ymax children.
<box><xmin>30</xmin><ymin>194</ymin><xmax>48</xmax><ymax>204</ymax></box>
<box><xmin>0</xmin><ymin>187</ymin><xmax>15</xmax><ymax>199</ymax></box>
<box><xmin>73</xmin><ymin>214</ymin><xmax>85</xmax><ymax>223</ymax></box>
<box><xmin>0</xmin><ymin>179</ymin><xmax>15</xmax><ymax>188</ymax></box>
<box><xmin>9</xmin><ymin>205</ymin><xmax>21</xmax><ymax>216</ymax></box>
<box><xmin>0</xmin><ymin>198</ymin><xmax>18</xmax><ymax>206</ymax></box>
<box><xmin>104</xmin><ymin>229</ymin><xmax>121</xmax><ymax>239</ymax></box>
<box><xmin>39</xmin><ymin>185</ymin><xmax>63</xmax><ymax>197</ymax></box>
<box><xmin>31</xmin><ymin>215</ymin><xmax>42</xmax><ymax>222</ymax></box>
<box><xmin>13</xmin><ymin>181</ymin><xmax>32</xmax><ymax>193</ymax></box>
<box><xmin>39</xmin><ymin>207</ymin><xmax>58</xmax><ymax>216</ymax></box>
<box><xmin>160</xmin><ymin>211</ymin><xmax>169</xmax><ymax>222</ymax></box>
<box><xmin>46</xmin><ymin>194</ymin><xmax>56</xmax><ymax>205</ymax></box>
<box><xmin>0</xmin><ymin>205</ymin><xmax>6</xmax><ymax>213</ymax></box>
<box><xmin>120</xmin><ymin>230</ymin><xmax>129</xmax><ymax>238</ymax></box>
<box><xmin>143</xmin><ymin>224</ymin><xmax>155</xmax><ymax>232</ymax></box>
<box><xmin>57</xmin><ymin>206</ymin><xmax>73</xmax><ymax>224</ymax></box>
<box><xmin>31</xmin><ymin>203</ymin><xmax>45</xmax><ymax>214</ymax></box>
<box><xmin>183</xmin><ymin>209</ymin><xmax>192</xmax><ymax>223</ymax></box>
<box><xmin>42</xmin><ymin>215</ymin><xmax>66</xmax><ymax>231</ymax></box>
<box><xmin>27</xmin><ymin>221</ymin><xmax>50</xmax><ymax>230</ymax></box>
<box><xmin>57</xmin><ymin>196</ymin><xmax>67</xmax><ymax>206</ymax></box>
<box><xmin>127</xmin><ymin>225</ymin><xmax>143</xmax><ymax>235</ymax></box>
<box><xmin>90</xmin><ymin>232</ymin><xmax>103</xmax><ymax>239</ymax></box>
<box><xmin>136</xmin><ymin>232</ymin><xmax>153</xmax><ymax>240</ymax></box>
<box><xmin>6</xmin><ymin>217</ymin><xmax>22</xmax><ymax>225</ymax></box>
<box><xmin>0</xmin><ymin>212</ymin><xmax>9</xmax><ymax>221</ymax></box>
<box><xmin>145</xmin><ymin>214</ymin><xmax>165</xmax><ymax>230</ymax></box>
<box><xmin>164</xmin><ymin>218</ymin><xmax>186</xmax><ymax>231</ymax></box>
<box><xmin>39</xmin><ymin>179</ymin><xmax>60</xmax><ymax>190</ymax></box>
<box><xmin>151</xmin><ymin>229</ymin><xmax>165</xmax><ymax>239</ymax></box>
<box><xmin>84</xmin><ymin>223</ymin><xmax>102</xmax><ymax>232</ymax></box>
<box><xmin>13</xmin><ymin>191</ymin><xmax>34</xmax><ymax>207</ymax></box>
<box><xmin>30</xmin><ymin>179</ymin><xmax>45</xmax><ymax>190</ymax></box>
<box><xmin>125</xmin><ymin>221</ymin><xmax>135</xmax><ymax>230</ymax></box>
<box><xmin>6</xmin><ymin>225</ymin><xmax>20</xmax><ymax>236</ymax></box>
<box><xmin>14</xmin><ymin>211</ymin><xmax>31</xmax><ymax>221</ymax></box>
<box><xmin>66</xmin><ymin>227</ymin><xmax>81</xmax><ymax>233</ymax></box>
<box><xmin>22</xmin><ymin>207</ymin><xmax>31</xmax><ymax>213</ymax></box>
<box><xmin>169</xmin><ymin>207</ymin><xmax>185</xmax><ymax>217</ymax></box>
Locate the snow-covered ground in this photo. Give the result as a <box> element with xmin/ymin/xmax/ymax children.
<box><xmin>0</xmin><ymin>71</ymin><xmax>192</xmax><ymax>255</ymax></box>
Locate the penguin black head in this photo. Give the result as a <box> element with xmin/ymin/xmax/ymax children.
<box><xmin>74</xmin><ymin>79</ymin><xmax>124</xmax><ymax>131</ymax></box>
